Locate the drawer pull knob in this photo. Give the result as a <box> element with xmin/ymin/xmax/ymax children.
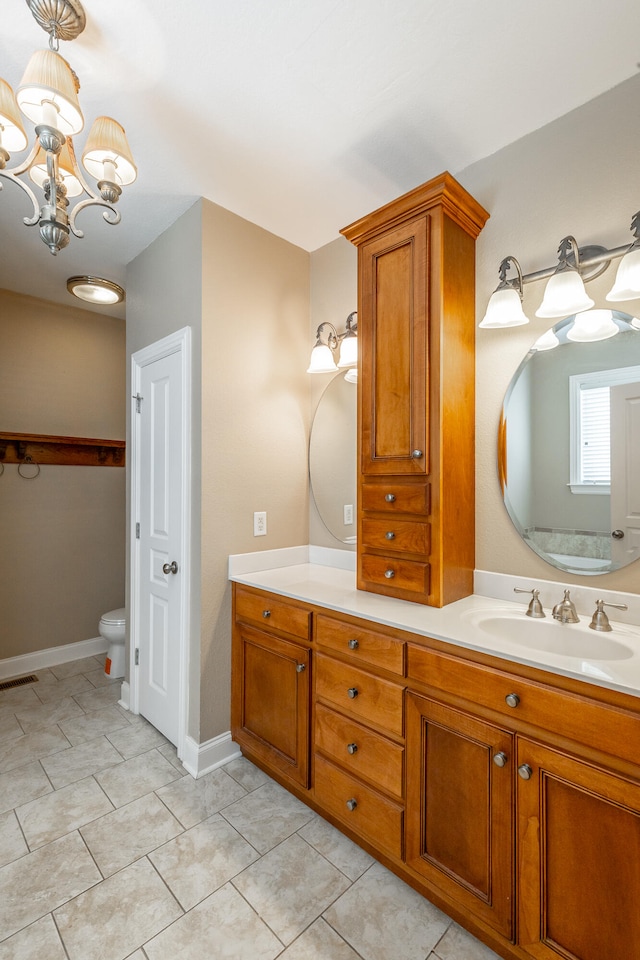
<box><xmin>346</xmin><ymin>798</ymin><xmax>358</xmax><ymax>811</ymax></box>
<box><xmin>347</xmin><ymin>742</ymin><xmax>358</xmax><ymax>754</ymax></box>
<box><xmin>384</xmin><ymin>569</ymin><xmax>395</xmax><ymax>579</ymax></box>
<box><xmin>411</xmin><ymin>449</ymin><xmax>423</xmax><ymax>459</ymax></box>
<box><xmin>295</xmin><ymin>662</ymin><xmax>306</xmax><ymax>673</ymax></box>
<box><xmin>347</xmin><ymin>687</ymin><xmax>359</xmax><ymax>699</ymax></box>
<box><xmin>505</xmin><ymin>693</ymin><xmax>520</xmax><ymax>708</ymax></box>
<box><xmin>262</xmin><ymin>610</ymin><xmax>271</xmax><ymax>618</ymax></box>
<box><xmin>385</xmin><ymin>531</ymin><xmax>395</xmax><ymax>540</ymax></box>
<box><xmin>348</xmin><ymin>638</ymin><xmax>359</xmax><ymax>650</ymax></box>
<box><xmin>518</xmin><ymin>763</ymin><xmax>533</xmax><ymax>781</ymax></box>
<box><xmin>493</xmin><ymin>751</ymin><xmax>508</xmax><ymax>768</ymax></box>
<box><xmin>385</xmin><ymin>493</ymin><xmax>396</xmax><ymax>502</ymax></box>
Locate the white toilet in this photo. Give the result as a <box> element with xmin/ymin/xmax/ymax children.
<box><xmin>100</xmin><ymin>607</ymin><xmax>126</xmax><ymax>679</ymax></box>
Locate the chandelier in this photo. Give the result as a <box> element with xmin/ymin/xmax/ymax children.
<box><xmin>0</xmin><ymin>0</ymin><xmax>136</xmax><ymax>255</ymax></box>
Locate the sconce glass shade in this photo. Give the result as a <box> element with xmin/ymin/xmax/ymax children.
<box><xmin>344</xmin><ymin>368</ymin><xmax>358</xmax><ymax>383</ymax></box>
<box><xmin>17</xmin><ymin>49</ymin><xmax>84</xmax><ymax>136</ymax></box>
<box><xmin>82</xmin><ymin>116</ymin><xmax>137</xmax><ymax>185</ymax></box>
<box><xmin>337</xmin><ymin>333</ymin><xmax>358</xmax><ymax>367</ymax></box>
<box><xmin>566</xmin><ymin>309</ymin><xmax>619</xmax><ymax>343</ymax></box>
<box><xmin>606</xmin><ymin>247</ymin><xmax>640</xmax><ymax>302</ymax></box>
<box><xmin>307</xmin><ymin>343</ymin><xmax>338</xmax><ymax>373</ymax></box>
<box><xmin>535</xmin><ymin>269</ymin><xmax>594</xmax><ymax>318</ymax></box>
<box><xmin>0</xmin><ymin>78</ymin><xmax>28</xmax><ymax>152</ymax></box>
<box><xmin>532</xmin><ymin>328</ymin><xmax>560</xmax><ymax>351</ymax></box>
<box><xmin>29</xmin><ymin>137</ymin><xmax>83</xmax><ymax>196</ymax></box>
<box><xmin>479</xmin><ymin>287</ymin><xmax>529</xmax><ymax>328</ymax></box>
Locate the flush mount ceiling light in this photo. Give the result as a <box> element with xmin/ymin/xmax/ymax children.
<box><xmin>67</xmin><ymin>275</ymin><xmax>125</xmax><ymax>304</ymax></box>
<box><xmin>0</xmin><ymin>0</ymin><xmax>136</xmax><ymax>256</ymax></box>
<box><xmin>307</xmin><ymin>311</ymin><xmax>358</xmax><ymax>374</ymax></box>
<box><xmin>480</xmin><ymin>212</ymin><xmax>640</xmax><ymax>329</ymax></box>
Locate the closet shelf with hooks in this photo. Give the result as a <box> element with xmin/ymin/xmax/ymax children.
<box><xmin>0</xmin><ymin>432</ymin><xmax>125</xmax><ymax>467</ymax></box>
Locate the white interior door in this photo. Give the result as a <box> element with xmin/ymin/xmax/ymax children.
<box><xmin>131</xmin><ymin>328</ymin><xmax>191</xmax><ymax>750</ymax></box>
<box><xmin>610</xmin><ymin>380</ymin><xmax>640</xmax><ymax>568</ymax></box>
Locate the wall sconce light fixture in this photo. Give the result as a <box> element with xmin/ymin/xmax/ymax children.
<box><xmin>307</xmin><ymin>311</ymin><xmax>358</xmax><ymax>374</ymax></box>
<box><xmin>0</xmin><ymin>0</ymin><xmax>136</xmax><ymax>256</ymax></box>
<box><xmin>480</xmin><ymin>211</ymin><xmax>640</xmax><ymax>333</ymax></box>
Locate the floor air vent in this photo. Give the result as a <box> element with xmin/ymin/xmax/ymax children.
<box><xmin>0</xmin><ymin>674</ymin><xmax>39</xmax><ymax>691</ymax></box>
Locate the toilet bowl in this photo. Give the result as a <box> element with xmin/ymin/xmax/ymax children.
<box><xmin>100</xmin><ymin>607</ymin><xmax>126</xmax><ymax>679</ymax></box>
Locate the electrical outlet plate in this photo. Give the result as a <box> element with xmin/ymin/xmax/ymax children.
<box><xmin>254</xmin><ymin>511</ymin><xmax>267</xmax><ymax>536</ymax></box>
<box><xmin>343</xmin><ymin>504</ymin><xmax>354</xmax><ymax>525</ymax></box>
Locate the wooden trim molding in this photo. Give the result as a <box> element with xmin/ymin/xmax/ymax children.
<box><xmin>0</xmin><ymin>432</ymin><xmax>126</xmax><ymax>467</ymax></box>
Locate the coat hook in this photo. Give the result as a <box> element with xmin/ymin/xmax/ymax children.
<box><xmin>18</xmin><ymin>455</ymin><xmax>40</xmax><ymax>479</ymax></box>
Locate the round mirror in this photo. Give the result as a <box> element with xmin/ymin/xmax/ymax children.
<box><xmin>500</xmin><ymin>311</ymin><xmax>640</xmax><ymax>575</ymax></box>
<box><xmin>309</xmin><ymin>372</ymin><xmax>357</xmax><ymax>543</ymax></box>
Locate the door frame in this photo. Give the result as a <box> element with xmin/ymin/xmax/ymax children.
<box><xmin>129</xmin><ymin>326</ymin><xmax>192</xmax><ymax>761</ymax></box>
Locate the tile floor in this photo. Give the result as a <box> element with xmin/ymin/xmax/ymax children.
<box><xmin>0</xmin><ymin>655</ymin><xmax>503</xmax><ymax>960</ymax></box>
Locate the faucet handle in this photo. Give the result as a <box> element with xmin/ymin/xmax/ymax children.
<box><xmin>514</xmin><ymin>587</ymin><xmax>546</xmax><ymax>618</ymax></box>
<box><xmin>589</xmin><ymin>599</ymin><xmax>628</xmax><ymax>633</ymax></box>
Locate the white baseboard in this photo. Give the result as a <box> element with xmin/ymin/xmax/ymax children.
<box><xmin>181</xmin><ymin>731</ymin><xmax>242</xmax><ymax>779</ymax></box>
<box><xmin>118</xmin><ymin>681</ymin><xmax>130</xmax><ymax>711</ymax></box>
<box><xmin>0</xmin><ymin>636</ymin><xmax>108</xmax><ymax>681</ymax></box>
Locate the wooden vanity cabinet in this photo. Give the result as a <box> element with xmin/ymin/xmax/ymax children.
<box><xmin>231</xmin><ymin>585</ymin><xmax>312</xmax><ymax>788</ymax></box>
<box><xmin>516</xmin><ymin>738</ymin><xmax>640</xmax><ymax>960</ymax></box>
<box><xmin>407</xmin><ymin>641</ymin><xmax>640</xmax><ymax>960</ymax></box>
<box><xmin>313</xmin><ymin>613</ymin><xmax>406</xmax><ymax>860</ymax></box>
<box><xmin>231</xmin><ymin>586</ymin><xmax>640</xmax><ymax>960</ymax></box>
<box><xmin>340</xmin><ymin>173</ymin><xmax>489</xmax><ymax>607</ymax></box>
<box><xmin>405</xmin><ymin>692</ymin><xmax>514</xmax><ymax>940</ymax></box>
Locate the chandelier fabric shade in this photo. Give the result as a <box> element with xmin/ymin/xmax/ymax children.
<box><xmin>0</xmin><ymin>78</ymin><xmax>28</xmax><ymax>153</ymax></box>
<box><xmin>82</xmin><ymin>116</ymin><xmax>137</xmax><ymax>186</ymax></box>
<box><xmin>17</xmin><ymin>49</ymin><xmax>84</xmax><ymax>136</ymax></box>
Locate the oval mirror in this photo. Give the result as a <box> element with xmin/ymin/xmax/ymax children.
<box><xmin>500</xmin><ymin>311</ymin><xmax>640</xmax><ymax>575</ymax></box>
<box><xmin>309</xmin><ymin>372</ymin><xmax>357</xmax><ymax>543</ymax></box>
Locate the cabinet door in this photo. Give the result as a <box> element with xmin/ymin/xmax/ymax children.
<box><xmin>360</xmin><ymin>217</ymin><xmax>428</xmax><ymax>476</ymax></box>
<box><xmin>232</xmin><ymin>624</ymin><xmax>310</xmax><ymax>788</ymax></box>
<box><xmin>405</xmin><ymin>693</ymin><xmax>514</xmax><ymax>939</ymax></box>
<box><xmin>517</xmin><ymin>738</ymin><xmax>640</xmax><ymax>960</ymax></box>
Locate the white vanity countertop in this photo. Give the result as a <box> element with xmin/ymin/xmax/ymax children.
<box><xmin>229</xmin><ymin>549</ymin><xmax>640</xmax><ymax>701</ymax></box>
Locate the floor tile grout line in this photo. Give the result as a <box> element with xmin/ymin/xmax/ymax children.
<box><xmin>228</xmin><ymin>876</ymin><xmax>288</xmax><ymax>952</ymax></box>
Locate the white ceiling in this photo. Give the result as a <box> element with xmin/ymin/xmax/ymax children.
<box><xmin>1</xmin><ymin>0</ymin><xmax>639</xmax><ymax>320</ymax></box>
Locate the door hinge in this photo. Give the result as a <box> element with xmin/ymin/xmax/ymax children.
<box><xmin>133</xmin><ymin>393</ymin><xmax>143</xmax><ymax>413</ymax></box>
<box><xmin>135</xmin><ymin>647</ymin><xmax>139</xmax><ymax>666</ymax></box>
<box><xmin>135</xmin><ymin>522</ymin><xmax>140</xmax><ymax>539</ymax></box>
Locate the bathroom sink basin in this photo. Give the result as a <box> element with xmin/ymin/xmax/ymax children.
<box><xmin>466</xmin><ymin>610</ymin><xmax>634</xmax><ymax>661</ymax></box>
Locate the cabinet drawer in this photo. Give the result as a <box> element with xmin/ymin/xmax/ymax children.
<box><xmin>361</xmin><ymin>518</ymin><xmax>430</xmax><ymax>555</ymax></box>
<box><xmin>316</xmin><ymin>653</ymin><xmax>404</xmax><ymax>737</ymax></box>
<box><xmin>407</xmin><ymin>644</ymin><xmax>640</xmax><ymax>767</ymax></box>
<box><xmin>314</xmin><ymin>754</ymin><xmax>403</xmax><ymax>860</ymax></box>
<box><xmin>315</xmin><ymin>613</ymin><xmax>404</xmax><ymax>676</ymax></box>
<box><xmin>315</xmin><ymin>702</ymin><xmax>404</xmax><ymax>800</ymax></box>
<box><xmin>361</xmin><ymin>482</ymin><xmax>430</xmax><ymax>515</ymax></box>
<box><xmin>360</xmin><ymin>554</ymin><xmax>430</xmax><ymax>597</ymax></box>
<box><xmin>234</xmin><ymin>587</ymin><xmax>310</xmax><ymax>641</ymax></box>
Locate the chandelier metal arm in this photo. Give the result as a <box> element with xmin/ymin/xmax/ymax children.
<box><xmin>68</xmin><ymin>194</ymin><xmax>121</xmax><ymax>237</ymax></box>
<box><xmin>0</xmin><ymin>139</ymin><xmax>44</xmax><ymax>226</ymax></box>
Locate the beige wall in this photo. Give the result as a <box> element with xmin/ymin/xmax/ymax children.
<box><xmin>0</xmin><ymin>289</ymin><xmax>126</xmax><ymax>658</ymax></box>
<box><xmin>309</xmin><ymin>75</ymin><xmax>640</xmax><ymax>596</ymax></box>
<box><xmin>200</xmin><ymin>200</ymin><xmax>310</xmax><ymax>740</ymax></box>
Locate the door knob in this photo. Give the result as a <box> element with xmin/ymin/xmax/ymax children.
<box><xmin>518</xmin><ymin>764</ymin><xmax>533</xmax><ymax>780</ymax></box>
<box><xmin>493</xmin><ymin>751</ymin><xmax>508</xmax><ymax>768</ymax></box>
<box><xmin>162</xmin><ymin>561</ymin><xmax>178</xmax><ymax>575</ymax></box>
<box><xmin>611</xmin><ymin>529</ymin><xmax>625</xmax><ymax>540</ymax></box>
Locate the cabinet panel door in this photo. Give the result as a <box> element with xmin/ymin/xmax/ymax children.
<box><xmin>360</xmin><ymin>218</ymin><xmax>428</xmax><ymax>476</ymax></box>
<box><xmin>517</xmin><ymin>738</ymin><xmax>640</xmax><ymax>960</ymax></box>
<box><xmin>232</xmin><ymin>624</ymin><xmax>310</xmax><ymax>788</ymax></box>
<box><xmin>405</xmin><ymin>693</ymin><xmax>514</xmax><ymax>939</ymax></box>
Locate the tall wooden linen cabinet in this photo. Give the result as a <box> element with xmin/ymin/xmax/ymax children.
<box><xmin>340</xmin><ymin>173</ymin><xmax>489</xmax><ymax>606</ymax></box>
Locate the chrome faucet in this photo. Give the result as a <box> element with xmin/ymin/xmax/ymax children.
<box><xmin>552</xmin><ymin>589</ymin><xmax>580</xmax><ymax>623</ymax></box>
<box><xmin>589</xmin><ymin>599</ymin><xmax>628</xmax><ymax>632</ymax></box>
<box><xmin>514</xmin><ymin>587</ymin><xmax>545</xmax><ymax>618</ymax></box>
